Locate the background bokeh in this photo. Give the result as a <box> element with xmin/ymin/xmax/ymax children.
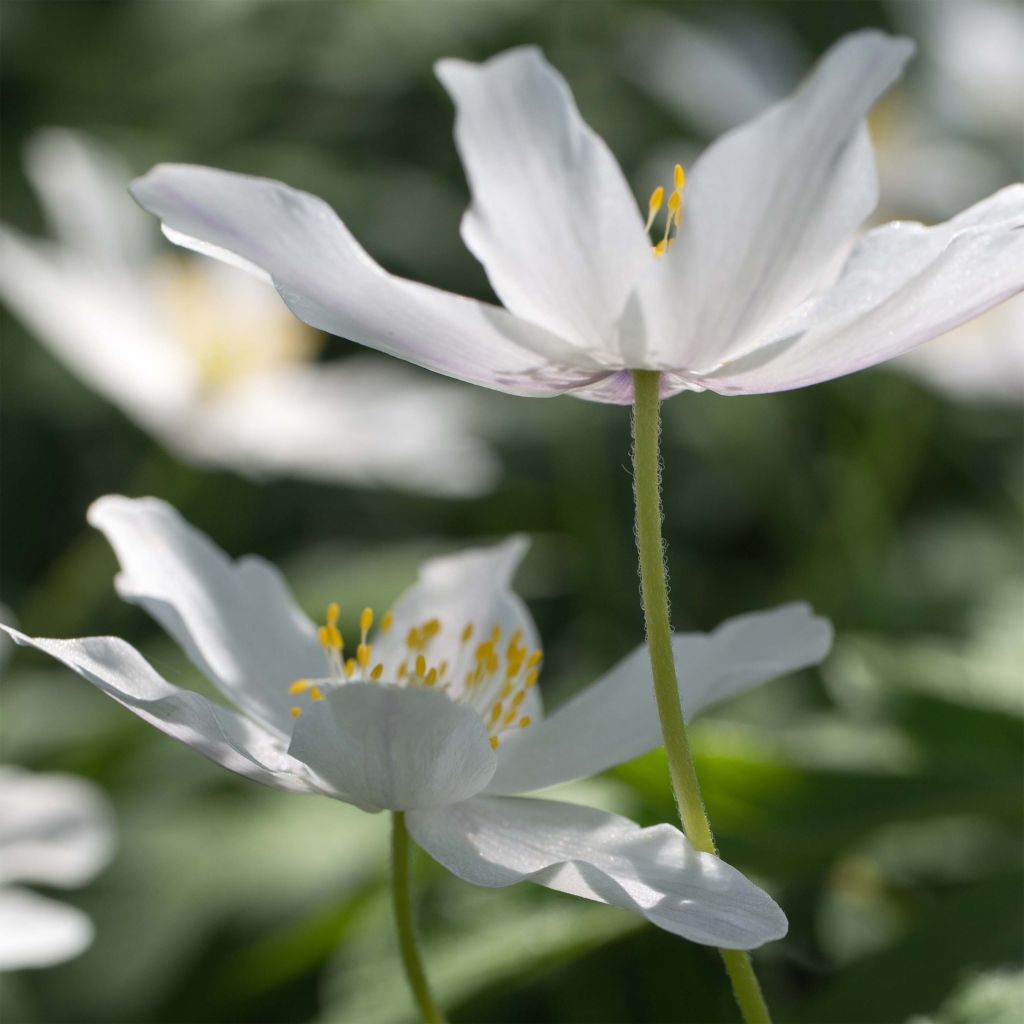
<box><xmin>1</xmin><ymin>1</ymin><xmax>1021</xmax><ymax>1022</ymax></box>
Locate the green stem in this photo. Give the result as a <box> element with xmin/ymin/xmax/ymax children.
<box><xmin>390</xmin><ymin>812</ymin><xmax>446</xmax><ymax>1024</ymax></box>
<box><xmin>630</xmin><ymin>370</ymin><xmax>772</xmax><ymax>1024</ymax></box>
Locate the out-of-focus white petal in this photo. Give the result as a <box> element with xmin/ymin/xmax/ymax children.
<box><xmin>131</xmin><ymin>165</ymin><xmax>607</xmax><ymax>396</ymax></box>
<box><xmin>436</xmin><ymin>47</ymin><xmax>650</xmax><ymax>355</ymax></box>
<box><xmin>186</xmin><ymin>357</ymin><xmax>501</xmax><ymax>497</ymax></box>
<box><xmin>0</xmin><ymin>888</ymin><xmax>94</xmax><ymax>971</ymax></box>
<box><xmin>701</xmin><ymin>185</ymin><xmax>1024</xmax><ymax>394</ymax></box>
<box><xmin>25</xmin><ymin>128</ymin><xmax>153</xmax><ymax>266</ymax></box>
<box><xmin>87</xmin><ymin>495</ymin><xmax>325</xmax><ymax>735</ymax></box>
<box><xmin>0</xmin><ymin>768</ymin><xmax>114</xmax><ymax>888</ymax></box>
<box><xmin>487</xmin><ymin>604</ymin><xmax>831</xmax><ymax>796</ymax></box>
<box><xmin>645</xmin><ymin>31</ymin><xmax>913</xmax><ymax>369</ymax></box>
<box><xmin>894</xmin><ymin>296</ymin><xmax>1024</xmax><ymax>404</ymax></box>
<box><xmin>0</xmin><ymin>225</ymin><xmax>194</xmax><ymax>427</ymax></box>
<box><xmin>0</xmin><ymin>628</ymin><xmax>321</xmax><ymax>796</ymax></box>
<box><xmin>288</xmin><ymin>684</ymin><xmax>496</xmax><ymax>813</ymax></box>
<box><xmin>375</xmin><ymin>537</ymin><xmax>542</xmax><ymax>722</ymax></box>
<box><xmin>407</xmin><ymin>796</ymin><xmax>787</xmax><ymax>949</ymax></box>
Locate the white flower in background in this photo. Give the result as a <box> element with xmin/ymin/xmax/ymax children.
<box><xmin>2</xmin><ymin>496</ymin><xmax>832</xmax><ymax>949</ymax></box>
<box><xmin>0</xmin><ymin>767</ymin><xmax>115</xmax><ymax>970</ymax></box>
<box><xmin>624</xmin><ymin>11</ymin><xmax>1024</xmax><ymax>405</ymax></box>
<box><xmin>130</xmin><ymin>32</ymin><xmax>1022</xmax><ymax>405</ymax></box>
<box><xmin>0</xmin><ymin>129</ymin><xmax>498</xmax><ymax>497</ymax></box>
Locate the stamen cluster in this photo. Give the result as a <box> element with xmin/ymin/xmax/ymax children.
<box><xmin>645</xmin><ymin>163</ymin><xmax>685</xmax><ymax>256</ymax></box>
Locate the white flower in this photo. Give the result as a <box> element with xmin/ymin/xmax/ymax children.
<box><xmin>2</xmin><ymin>496</ymin><xmax>832</xmax><ymax>950</ymax></box>
<box><xmin>0</xmin><ymin>129</ymin><xmax>498</xmax><ymax>496</ymax></box>
<box><xmin>0</xmin><ymin>767</ymin><xmax>115</xmax><ymax>970</ymax></box>
<box><xmin>130</xmin><ymin>31</ymin><xmax>1022</xmax><ymax>405</ymax></box>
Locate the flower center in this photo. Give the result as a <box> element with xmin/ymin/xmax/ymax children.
<box><xmin>288</xmin><ymin>603</ymin><xmax>542</xmax><ymax>750</ymax></box>
<box><xmin>644</xmin><ymin>163</ymin><xmax>686</xmax><ymax>257</ymax></box>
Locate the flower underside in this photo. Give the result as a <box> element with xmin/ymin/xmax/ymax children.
<box><xmin>289</xmin><ymin>603</ymin><xmax>542</xmax><ymax>750</ymax></box>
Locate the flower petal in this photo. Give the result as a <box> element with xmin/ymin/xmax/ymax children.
<box><xmin>700</xmin><ymin>185</ymin><xmax>1024</xmax><ymax>393</ymax></box>
<box><xmin>647</xmin><ymin>31</ymin><xmax>914</xmax><ymax>370</ymax></box>
<box><xmin>287</xmin><ymin>683</ymin><xmax>496</xmax><ymax>813</ymax></box>
<box><xmin>188</xmin><ymin>357</ymin><xmax>501</xmax><ymax>497</ymax></box>
<box><xmin>375</xmin><ymin>537</ymin><xmax>542</xmax><ymax>721</ymax></box>
<box><xmin>88</xmin><ymin>494</ymin><xmax>324</xmax><ymax>735</ymax></box>
<box><xmin>436</xmin><ymin>47</ymin><xmax>650</xmax><ymax>355</ymax></box>
<box><xmin>407</xmin><ymin>796</ymin><xmax>787</xmax><ymax>949</ymax></box>
<box><xmin>2</xmin><ymin>628</ymin><xmax>320</xmax><ymax>795</ymax></box>
<box><xmin>486</xmin><ymin>604</ymin><xmax>832</xmax><ymax>796</ymax></box>
<box><xmin>0</xmin><ymin>888</ymin><xmax>94</xmax><ymax>970</ymax></box>
<box><xmin>0</xmin><ymin>768</ymin><xmax>114</xmax><ymax>888</ymax></box>
<box><xmin>130</xmin><ymin>165</ymin><xmax>605</xmax><ymax>396</ymax></box>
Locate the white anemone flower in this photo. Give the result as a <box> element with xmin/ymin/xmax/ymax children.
<box><xmin>130</xmin><ymin>31</ymin><xmax>1023</xmax><ymax>406</ymax></box>
<box><xmin>2</xmin><ymin>496</ymin><xmax>832</xmax><ymax>950</ymax></box>
<box><xmin>0</xmin><ymin>129</ymin><xmax>498</xmax><ymax>497</ymax></box>
<box><xmin>0</xmin><ymin>767</ymin><xmax>115</xmax><ymax>970</ymax></box>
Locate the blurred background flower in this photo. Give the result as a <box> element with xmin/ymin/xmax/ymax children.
<box><xmin>1</xmin><ymin>2</ymin><xmax>1020</xmax><ymax>1023</ymax></box>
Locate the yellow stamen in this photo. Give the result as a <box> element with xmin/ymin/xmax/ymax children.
<box><xmin>653</xmin><ymin>239</ymin><xmax>667</xmax><ymax>257</ymax></box>
<box><xmin>490</xmin><ymin>625</ymin><xmax>501</xmax><ymax>645</ymax></box>
<box><xmin>290</xmin><ymin>706</ymin><xmax>303</xmax><ymax>719</ymax></box>
<box><xmin>415</xmin><ymin>654</ymin><xmax>427</xmax><ymax>678</ymax></box>
<box><xmin>461</xmin><ymin>623</ymin><xmax>474</xmax><ymax>644</ymax></box>
<box><xmin>309</xmin><ymin>686</ymin><xmax>324</xmax><ymax>701</ymax></box>
<box><xmin>288</xmin><ymin>679</ymin><xmax>311</xmax><ymax>695</ymax></box>
<box><xmin>489</xmin><ymin>701</ymin><xmax>503</xmax><ymax>725</ymax></box>
<box><xmin>525</xmin><ymin>670</ymin><xmax>539</xmax><ymax>688</ymax></box>
<box><xmin>489</xmin><ymin>736</ymin><xmax>499</xmax><ymax>751</ymax></box>
<box><xmin>645</xmin><ymin>185</ymin><xmax>665</xmax><ymax>231</ymax></box>
<box><xmin>371</xmin><ymin>663</ymin><xmax>384</xmax><ymax>681</ymax></box>
<box><xmin>527</xmin><ymin>650</ymin><xmax>543</xmax><ymax>668</ymax></box>
<box><xmin>381</xmin><ymin>610</ymin><xmax>395</xmax><ymax>633</ymax></box>
<box><xmin>344</xmin><ymin>657</ymin><xmax>356</xmax><ymax>678</ymax></box>
<box><xmin>357</xmin><ymin>643</ymin><xmax>371</xmax><ymax>669</ymax></box>
<box><xmin>319</xmin><ymin>624</ymin><xmax>342</xmax><ymax>650</ymax></box>
<box><xmin>674</xmin><ymin>163</ymin><xmax>685</xmax><ymax>190</ymax></box>
<box><xmin>519</xmin><ymin>716</ymin><xmax>532</xmax><ymax>728</ymax></box>
<box><xmin>425</xmin><ymin>668</ymin><xmax>438</xmax><ymax>686</ymax></box>
<box><xmin>360</xmin><ymin>607</ymin><xmax>373</xmax><ymax>636</ymax></box>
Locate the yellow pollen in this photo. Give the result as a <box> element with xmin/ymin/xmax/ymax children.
<box><xmin>381</xmin><ymin>610</ymin><xmax>395</xmax><ymax>633</ymax></box>
<box><xmin>519</xmin><ymin>716</ymin><xmax>532</xmax><ymax>728</ymax></box>
<box><xmin>415</xmin><ymin>654</ymin><xmax>427</xmax><ymax>677</ymax></box>
<box><xmin>527</xmin><ymin>650</ymin><xmax>543</xmax><ymax>668</ymax></box>
<box><xmin>645</xmin><ymin>185</ymin><xmax>665</xmax><ymax>231</ymax></box>
<box><xmin>489</xmin><ymin>736</ymin><xmax>499</xmax><ymax>751</ymax></box>
<box><xmin>438</xmin><ymin>660</ymin><xmax>449</xmax><ymax>678</ymax></box>
<box><xmin>290</xmin><ymin>706</ymin><xmax>303</xmax><ymax>719</ymax></box>
<box><xmin>425</xmin><ymin>668</ymin><xmax>438</xmax><ymax>686</ymax></box>
<box><xmin>525</xmin><ymin>670</ymin><xmax>539</xmax><ymax>688</ymax></box>
<box><xmin>653</xmin><ymin>240</ymin><xmax>667</xmax><ymax>257</ymax></box>
<box><xmin>345</xmin><ymin>657</ymin><xmax>356</xmax><ymax>678</ymax></box>
<box><xmin>423</xmin><ymin>618</ymin><xmax>441</xmax><ymax>639</ymax></box>
<box><xmin>360</xmin><ymin>607</ymin><xmax>373</xmax><ymax>636</ymax></box>
<box><xmin>398</xmin><ymin>660</ymin><xmax>408</xmax><ymax>679</ymax></box>
<box><xmin>371</xmin><ymin>663</ymin><xmax>384</xmax><ymax>681</ymax></box>
<box><xmin>310</xmin><ymin>686</ymin><xmax>324</xmax><ymax>701</ymax></box>
<box><xmin>461</xmin><ymin>623</ymin><xmax>474</xmax><ymax>644</ymax></box>
<box><xmin>319</xmin><ymin>624</ymin><xmax>342</xmax><ymax>650</ymax></box>
<box><xmin>489</xmin><ymin>701</ymin><xmax>503</xmax><ymax>724</ymax></box>
<box><xmin>500</xmin><ymin>680</ymin><xmax>514</xmax><ymax>699</ymax></box>
<box><xmin>288</xmin><ymin>679</ymin><xmax>311</xmax><ymax>695</ymax></box>
<box><xmin>327</xmin><ymin>602</ymin><xmax>340</xmax><ymax>625</ymax></box>
<box><xmin>674</xmin><ymin>163</ymin><xmax>685</xmax><ymax>189</ymax></box>
<box><xmin>357</xmin><ymin>643</ymin><xmax>371</xmax><ymax>669</ymax></box>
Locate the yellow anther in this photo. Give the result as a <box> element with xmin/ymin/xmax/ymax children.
<box><xmin>370</xmin><ymin>663</ymin><xmax>384</xmax><ymax>681</ymax></box>
<box><xmin>290</xmin><ymin>706</ymin><xmax>303</xmax><ymax>719</ymax></box>
<box><xmin>345</xmin><ymin>657</ymin><xmax>356</xmax><ymax>678</ymax></box>
<box><xmin>645</xmin><ymin>185</ymin><xmax>665</xmax><ymax>231</ymax></box>
<box><xmin>475</xmin><ymin>641</ymin><xmax>493</xmax><ymax>662</ymax></box>
<box><xmin>668</xmin><ymin>191</ymin><xmax>681</xmax><ymax>216</ymax></box>
<box><xmin>489</xmin><ymin>736</ymin><xmax>499</xmax><ymax>751</ymax></box>
<box><xmin>674</xmin><ymin>163</ymin><xmax>685</xmax><ymax>190</ymax></box>
<box><xmin>327</xmin><ymin>601</ymin><xmax>340</xmax><ymax>624</ymax></box>
<box><xmin>438</xmin><ymin>660</ymin><xmax>449</xmax><ymax>679</ymax></box>
<box><xmin>357</xmin><ymin>643</ymin><xmax>371</xmax><ymax>669</ymax></box>
<box><xmin>381</xmin><ymin>610</ymin><xmax>395</xmax><ymax>633</ymax></box>
<box><xmin>398</xmin><ymin>660</ymin><xmax>408</xmax><ymax>679</ymax></box>
<box><xmin>288</xmin><ymin>679</ymin><xmax>311</xmax><ymax>695</ymax></box>
<box><xmin>500</xmin><ymin>680</ymin><xmax>514</xmax><ymax>699</ymax></box>
<box><xmin>360</xmin><ymin>607</ymin><xmax>374</xmax><ymax>636</ymax></box>
<box><xmin>423</xmin><ymin>618</ymin><xmax>441</xmax><ymax>638</ymax></box>
<box><xmin>527</xmin><ymin>650</ymin><xmax>543</xmax><ymax>668</ymax></box>
<box><xmin>525</xmin><ymin>670</ymin><xmax>539</xmax><ymax>688</ymax></box>
<box><xmin>415</xmin><ymin>654</ymin><xmax>427</xmax><ymax>678</ymax></box>
<box><xmin>653</xmin><ymin>240</ymin><xmax>667</xmax><ymax>257</ymax></box>
<box><xmin>490</xmin><ymin>625</ymin><xmax>501</xmax><ymax>645</ymax></box>
<box><xmin>519</xmin><ymin>716</ymin><xmax>532</xmax><ymax>728</ymax></box>
<box><xmin>425</xmin><ymin>668</ymin><xmax>438</xmax><ymax>686</ymax></box>
<box><xmin>310</xmin><ymin>686</ymin><xmax>324</xmax><ymax>701</ymax></box>
<box><xmin>510</xmin><ymin>690</ymin><xmax>526</xmax><ymax>709</ymax></box>
<box><xmin>319</xmin><ymin>624</ymin><xmax>342</xmax><ymax>650</ymax></box>
<box><xmin>489</xmin><ymin>701</ymin><xmax>503</xmax><ymax>724</ymax></box>
<box><xmin>461</xmin><ymin>623</ymin><xmax>474</xmax><ymax>644</ymax></box>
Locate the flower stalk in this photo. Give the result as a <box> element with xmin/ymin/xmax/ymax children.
<box><xmin>391</xmin><ymin>811</ymin><xmax>446</xmax><ymax>1024</ymax></box>
<box><xmin>630</xmin><ymin>370</ymin><xmax>772</xmax><ymax>1024</ymax></box>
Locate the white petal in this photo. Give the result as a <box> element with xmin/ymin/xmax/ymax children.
<box><xmin>287</xmin><ymin>684</ymin><xmax>496</xmax><ymax>813</ymax></box>
<box><xmin>702</xmin><ymin>185</ymin><xmax>1024</xmax><ymax>393</ymax></box>
<box><xmin>0</xmin><ymin>768</ymin><xmax>114</xmax><ymax>888</ymax></box>
<box><xmin>1</xmin><ymin>628</ymin><xmax>319</xmax><ymax>796</ymax></box>
<box><xmin>186</xmin><ymin>357</ymin><xmax>501</xmax><ymax>497</ymax></box>
<box><xmin>647</xmin><ymin>31</ymin><xmax>914</xmax><ymax>369</ymax></box>
<box><xmin>131</xmin><ymin>165</ymin><xmax>606</xmax><ymax>396</ymax></box>
<box><xmin>407</xmin><ymin>796</ymin><xmax>787</xmax><ymax>949</ymax></box>
<box><xmin>487</xmin><ymin>604</ymin><xmax>832</xmax><ymax>796</ymax></box>
<box><xmin>375</xmin><ymin>536</ymin><xmax>542</xmax><ymax>721</ymax></box>
<box><xmin>436</xmin><ymin>47</ymin><xmax>650</xmax><ymax>354</ymax></box>
<box><xmin>88</xmin><ymin>494</ymin><xmax>324</xmax><ymax>735</ymax></box>
<box><xmin>0</xmin><ymin>888</ymin><xmax>94</xmax><ymax>970</ymax></box>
